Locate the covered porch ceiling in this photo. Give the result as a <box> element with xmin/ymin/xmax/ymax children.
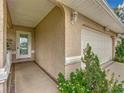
<box><xmin>57</xmin><ymin>0</ymin><xmax>124</xmax><ymax>33</ymax></box>
<box><xmin>7</xmin><ymin>0</ymin><xmax>55</xmax><ymax>27</ymax></box>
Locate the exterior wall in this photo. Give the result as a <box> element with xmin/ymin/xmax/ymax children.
<box><xmin>63</xmin><ymin>6</ymin><xmax>117</xmax><ymax>75</ymax></box>
<box><xmin>65</xmin><ymin>62</ymin><xmax>80</xmax><ymax>78</ymax></box>
<box><xmin>64</xmin><ymin>6</ymin><xmax>116</xmax><ymax>57</ymax></box>
<box><xmin>7</xmin><ymin>3</ymin><xmax>13</xmax><ymax>29</ymax></box>
<box><xmin>0</xmin><ymin>0</ymin><xmax>3</xmax><ymax>67</ymax></box>
<box><xmin>0</xmin><ymin>81</ymin><xmax>7</xmax><ymax>93</ymax></box>
<box><xmin>7</xmin><ymin>25</ymin><xmax>35</xmax><ymax>63</ymax></box>
<box><xmin>0</xmin><ymin>0</ymin><xmax>8</xmax><ymax>93</ymax></box>
<box><xmin>0</xmin><ymin>83</ymin><xmax>4</xmax><ymax>93</ymax></box>
<box><xmin>0</xmin><ymin>0</ymin><xmax>6</xmax><ymax>68</ymax></box>
<box><xmin>35</xmin><ymin>7</ymin><xmax>65</xmax><ymax>79</ymax></box>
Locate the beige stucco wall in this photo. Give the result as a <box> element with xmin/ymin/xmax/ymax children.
<box><xmin>35</xmin><ymin>7</ymin><xmax>65</xmax><ymax>79</ymax></box>
<box><xmin>0</xmin><ymin>0</ymin><xmax>8</xmax><ymax>93</ymax></box>
<box><xmin>65</xmin><ymin>62</ymin><xmax>81</xmax><ymax>78</ymax></box>
<box><xmin>0</xmin><ymin>82</ymin><xmax>6</xmax><ymax>93</ymax></box>
<box><xmin>0</xmin><ymin>84</ymin><xmax>2</xmax><ymax>93</ymax></box>
<box><xmin>7</xmin><ymin>25</ymin><xmax>35</xmax><ymax>62</ymax></box>
<box><xmin>64</xmin><ymin>6</ymin><xmax>117</xmax><ymax>57</ymax></box>
<box><xmin>0</xmin><ymin>0</ymin><xmax>7</xmax><ymax>68</ymax></box>
<box><xmin>0</xmin><ymin>0</ymin><xmax>3</xmax><ymax>67</ymax></box>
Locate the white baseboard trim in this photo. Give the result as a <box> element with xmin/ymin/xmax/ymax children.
<box><xmin>12</xmin><ymin>50</ymin><xmax>35</xmax><ymax>55</ymax></box>
<box><xmin>13</xmin><ymin>59</ymin><xmax>34</xmax><ymax>63</ymax></box>
<box><xmin>65</xmin><ymin>56</ymin><xmax>81</xmax><ymax>66</ymax></box>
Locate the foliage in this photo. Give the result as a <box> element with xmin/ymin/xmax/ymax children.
<box><xmin>57</xmin><ymin>69</ymin><xmax>90</xmax><ymax>93</ymax></box>
<box><xmin>82</xmin><ymin>44</ymin><xmax>109</xmax><ymax>93</ymax></box>
<box><xmin>115</xmin><ymin>38</ymin><xmax>124</xmax><ymax>63</ymax></box>
<box><xmin>57</xmin><ymin>44</ymin><xmax>124</xmax><ymax>93</ymax></box>
<box><xmin>114</xmin><ymin>6</ymin><xmax>124</xmax><ymax>23</ymax></box>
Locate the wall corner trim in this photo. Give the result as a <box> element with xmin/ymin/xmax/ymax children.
<box><xmin>65</xmin><ymin>56</ymin><xmax>81</xmax><ymax>66</ymax></box>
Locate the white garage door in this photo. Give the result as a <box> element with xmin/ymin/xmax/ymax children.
<box><xmin>81</xmin><ymin>27</ymin><xmax>112</xmax><ymax>64</ymax></box>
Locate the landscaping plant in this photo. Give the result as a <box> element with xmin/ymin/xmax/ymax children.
<box><xmin>115</xmin><ymin>38</ymin><xmax>124</xmax><ymax>63</ymax></box>
<box><xmin>114</xmin><ymin>4</ymin><xmax>124</xmax><ymax>23</ymax></box>
<box><xmin>57</xmin><ymin>44</ymin><xmax>124</xmax><ymax>93</ymax></box>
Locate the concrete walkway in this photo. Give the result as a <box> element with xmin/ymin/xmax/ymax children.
<box><xmin>15</xmin><ymin>62</ymin><xmax>58</xmax><ymax>93</ymax></box>
<box><xmin>105</xmin><ymin>62</ymin><xmax>124</xmax><ymax>82</ymax></box>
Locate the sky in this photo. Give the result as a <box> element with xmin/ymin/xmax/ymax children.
<box><xmin>107</xmin><ymin>0</ymin><xmax>123</xmax><ymax>9</ymax></box>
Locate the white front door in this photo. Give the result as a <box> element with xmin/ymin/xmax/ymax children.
<box><xmin>16</xmin><ymin>31</ymin><xmax>31</xmax><ymax>59</ymax></box>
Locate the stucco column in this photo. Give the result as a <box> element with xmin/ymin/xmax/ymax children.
<box><xmin>111</xmin><ymin>36</ymin><xmax>117</xmax><ymax>60</ymax></box>
<box><xmin>0</xmin><ymin>0</ymin><xmax>4</xmax><ymax>68</ymax></box>
<box><xmin>0</xmin><ymin>0</ymin><xmax>7</xmax><ymax>67</ymax></box>
<box><xmin>0</xmin><ymin>0</ymin><xmax>7</xmax><ymax>93</ymax></box>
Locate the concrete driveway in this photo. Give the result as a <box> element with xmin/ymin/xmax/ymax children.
<box><xmin>104</xmin><ymin>62</ymin><xmax>124</xmax><ymax>82</ymax></box>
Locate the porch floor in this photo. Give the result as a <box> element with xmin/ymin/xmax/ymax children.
<box><xmin>15</xmin><ymin>62</ymin><xmax>58</xmax><ymax>93</ymax></box>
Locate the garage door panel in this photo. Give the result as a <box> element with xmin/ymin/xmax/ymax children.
<box><xmin>81</xmin><ymin>27</ymin><xmax>112</xmax><ymax>64</ymax></box>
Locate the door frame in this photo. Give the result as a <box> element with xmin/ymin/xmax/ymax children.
<box><xmin>16</xmin><ymin>31</ymin><xmax>32</xmax><ymax>59</ymax></box>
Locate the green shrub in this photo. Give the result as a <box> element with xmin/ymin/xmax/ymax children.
<box><xmin>57</xmin><ymin>69</ymin><xmax>90</xmax><ymax>93</ymax></box>
<box><xmin>115</xmin><ymin>38</ymin><xmax>124</xmax><ymax>63</ymax></box>
<box><xmin>57</xmin><ymin>44</ymin><xmax>124</xmax><ymax>93</ymax></box>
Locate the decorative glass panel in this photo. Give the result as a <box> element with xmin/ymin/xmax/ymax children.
<box><xmin>20</xmin><ymin>34</ymin><xmax>28</xmax><ymax>55</ymax></box>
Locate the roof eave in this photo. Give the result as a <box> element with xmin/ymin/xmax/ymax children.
<box><xmin>101</xmin><ymin>0</ymin><xmax>124</xmax><ymax>27</ymax></box>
